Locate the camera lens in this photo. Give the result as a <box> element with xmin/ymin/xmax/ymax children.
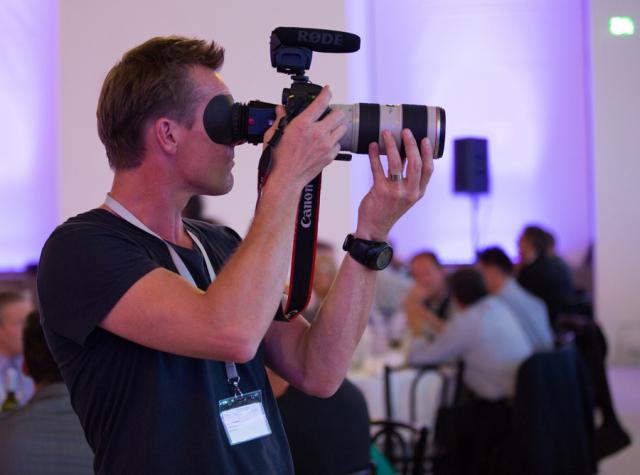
<box><xmin>333</xmin><ymin>104</ymin><xmax>446</xmax><ymax>159</ymax></box>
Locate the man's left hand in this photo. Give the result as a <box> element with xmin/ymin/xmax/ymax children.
<box><xmin>355</xmin><ymin>129</ymin><xmax>434</xmax><ymax>241</ymax></box>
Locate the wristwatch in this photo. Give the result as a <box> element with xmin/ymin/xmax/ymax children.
<box><xmin>342</xmin><ymin>233</ymin><xmax>393</xmax><ymax>271</ymax></box>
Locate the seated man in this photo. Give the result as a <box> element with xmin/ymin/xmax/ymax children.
<box><xmin>0</xmin><ymin>311</ymin><xmax>93</xmax><ymax>474</ymax></box>
<box><xmin>408</xmin><ymin>268</ymin><xmax>533</xmax><ymax>400</ymax></box>
<box><xmin>516</xmin><ymin>225</ymin><xmax>578</xmax><ymax>323</ymax></box>
<box><xmin>403</xmin><ymin>251</ymin><xmax>452</xmax><ymax>338</ymax></box>
<box><xmin>267</xmin><ymin>369</ymin><xmax>371</xmax><ymax>475</ymax></box>
<box><xmin>476</xmin><ymin>246</ymin><xmax>554</xmax><ymax>352</ymax></box>
<box><xmin>0</xmin><ymin>291</ymin><xmax>35</xmax><ymax>406</ymax></box>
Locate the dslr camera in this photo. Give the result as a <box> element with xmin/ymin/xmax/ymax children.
<box><xmin>203</xmin><ymin>27</ymin><xmax>446</xmax><ymax>159</ymax></box>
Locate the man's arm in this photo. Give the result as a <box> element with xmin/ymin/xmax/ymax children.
<box><xmin>265</xmin><ymin>129</ymin><xmax>434</xmax><ymax>396</ymax></box>
<box><xmin>404</xmin><ymin>286</ymin><xmax>446</xmax><ymax>336</ymax></box>
<box><xmin>100</xmin><ymin>87</ymin><xmax>347</xmax><ymax>362</ymax></box>
<box><xmin>407</xmin><ymin>315</ymin><xmax>467</xmax><ymax>366</ymax></box>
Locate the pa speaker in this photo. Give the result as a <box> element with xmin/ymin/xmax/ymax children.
<box><xmin>454</xmin><ymin>138</ymin><xmax>489</xmax><ymax>194</ymax></box>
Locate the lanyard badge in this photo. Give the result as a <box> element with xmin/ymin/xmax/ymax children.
<box><xmin>219</xmin><ymin>389</ymin><xmax>272</xmax><ymax>446</ymax></box>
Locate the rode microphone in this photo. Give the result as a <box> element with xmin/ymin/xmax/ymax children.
<box><xmin>270</xmin><ymin>27</ymin><xmax>361</xmax><ymax>74</ymax></box>
<box><xmin>271</xmin><ymin>27</ymin><xmax>361</xmax><ymax>54</ymax></box>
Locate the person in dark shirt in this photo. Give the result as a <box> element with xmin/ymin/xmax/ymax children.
<box><xmin>36</xmin><ymin>36</ymin><xmax>435</xmax><ymax>474</ymax></box>
<box><xmin>517</xmin><ymin>225</ymin><xmax>631</xmax><ymax>459</ymax></box>
<box><xmin>516</xmin><ymin>225</ymin><xmax>576</xmax><ymax>323</ymax></box>
<box><xmin>268</xmin><ymin>369</ymin><xmax>372</xmax><ymax>475</ymax></box>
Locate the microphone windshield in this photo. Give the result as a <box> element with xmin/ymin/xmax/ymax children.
<box><xmin>271</xmin><ymin>27</ymin><xmax>360</xmax><ymax>54</ymax></box>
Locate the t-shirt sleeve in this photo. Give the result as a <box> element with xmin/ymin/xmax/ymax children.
<box><xmin>37</xmin><ymin>223</ymin><xmax>159</xmax><ymax>346</ymax></box>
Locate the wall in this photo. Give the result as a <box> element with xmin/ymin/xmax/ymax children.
<box><xmin>347</xmin><ymin>0</ymin><xmax>593</xmax><ymax>265</ymax></box>
<box><xmin>591</xmin><ymin>0</ymin><xmax>640</xmax><ymax>363</ymax></box>
<box><xmin>0</xmin><ymin>0</ymin><xmax>58</xmax><ymax>270</ymax></box>
<box><xmin>59</xmin><ymin>0</ymin><xmax>352</xmax><ymax>251</ymax></box>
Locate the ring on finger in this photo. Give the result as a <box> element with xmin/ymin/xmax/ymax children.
<box><xmin>389</xmin><ymin>173</ymin><xmax>403</xmax><ymax>182</ymax></box>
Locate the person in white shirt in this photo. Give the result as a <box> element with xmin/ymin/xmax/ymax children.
<box><xmin>476</xmin><ymin>246</ymin><xmax>554</xmax><ymax>352</ymax></box>
<box><xmin>408</xmin><ymin>268</ymin><xmax>532</xmax><ymax>400</ymax></box>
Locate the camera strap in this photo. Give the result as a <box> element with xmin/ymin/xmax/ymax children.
<box><xmin>257</xmin><ymin>143</ymin><xmax>321</xmax><ymax>322</ymax></box>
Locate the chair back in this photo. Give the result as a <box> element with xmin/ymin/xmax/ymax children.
<box><xmin>510</xmin><ymin>346</ymin><xmax>596</xmax><ymax>475</ymax></box>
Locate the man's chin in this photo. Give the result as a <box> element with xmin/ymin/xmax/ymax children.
<box><xmin>217</xmin><ymin>176</ymin><xmax>234</xmax><ymax>195</ymax></box>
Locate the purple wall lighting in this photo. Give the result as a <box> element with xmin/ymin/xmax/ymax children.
<box><xmin>0</xmin><ymin>0</ymin><xmax>58</xmax><ymax>271</ymax></box>
<box><xmin>347</xmin><ymin>0</ymin><xmax>592</xmax><ymax>264</ymax></box>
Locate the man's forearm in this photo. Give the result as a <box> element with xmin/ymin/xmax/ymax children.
<box><xmin>202</xmin><ymin>177</ymin><xmax>301</xmax><ymax>347</ymax></box>
<box><xmin>300</xmin><ymin>255</ymin><xmax>377</xmax><ymax>394</ymax></box>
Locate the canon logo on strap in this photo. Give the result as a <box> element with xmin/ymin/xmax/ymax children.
<box><xmin>297</xmin><ymin>30</ymin><xmax>344</xmax><ymax>47</ymax></box>
<box><xmin>300</xmin><ymin>183</ymin><xmax>314</xmax><ymax>229</ymax></box>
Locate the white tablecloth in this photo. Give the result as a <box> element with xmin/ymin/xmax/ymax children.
<box><xmin>348</xmin><ymin>352</ymin><xmax>449</xmax><ymax>430</ymax></box>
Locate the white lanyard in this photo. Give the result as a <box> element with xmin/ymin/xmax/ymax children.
<box><xmin>104</xmin><ymin>195</ymin><xmax>215</xmax><ymax>285</ymax></box>
<box><xmin>103</xmin><ymin>194</ymin><xmax>241</xmax><ymax>387</ymax></box>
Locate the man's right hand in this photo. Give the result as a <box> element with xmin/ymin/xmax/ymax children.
<box><xmin>263</xmin><ymin>86</ymin><xmax>347</xmax><ymax>189</ymax></box>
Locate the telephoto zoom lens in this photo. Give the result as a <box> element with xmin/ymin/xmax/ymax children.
<box><xmin>333</xmin><ymin>104</ymin><xmax>446</xmax><ymax>159</ymax></box>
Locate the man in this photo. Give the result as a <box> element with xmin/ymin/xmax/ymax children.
<box><xmin>37</xmin><ymin>36</ymin><xmax>433</xmax><ymax>474</ymax></box>
<box><xmin>0</xmin><ymin>291</ymin><xmax>34</xmax><ymax>406</ymax></box>
<box><xmin>0</xmin><ymin>311</ymin><xmax>93</xmax><ymax>474</ymax></box>
<box><xmin>476</xmin><ymin>246</ymin><xmax>554</xmax><ymax>352</ymax></box>
<box><xmin>408</xmin><ymin>268</ymin><xmax>532</xmax><ymax>400</ymax></box>
<box><xmin>403</xmin><ymin>251</ymin><xmax>451</xmax><ymax>337</ymax></box>
<box><xmin>517</xmin><ymin>225</ymin><xmax>576</xmax><ymax>323</ymax></box>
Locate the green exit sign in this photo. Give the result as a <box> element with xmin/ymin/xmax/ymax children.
<box><xmin>609</xmin><ymin>16</ymin><xmax>635</xmax><ymax>36</ymax></box>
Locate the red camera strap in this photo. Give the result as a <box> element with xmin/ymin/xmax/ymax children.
<box><xmin>257</xmin><ymin>144</ymin><xmax>321</xmax><ymax>321</ymax></box>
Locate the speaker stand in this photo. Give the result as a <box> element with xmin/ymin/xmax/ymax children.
<box><xmin>470</xmin><ymin>193</ymin><xmax>481</xmax><ymax>256</ymax></box>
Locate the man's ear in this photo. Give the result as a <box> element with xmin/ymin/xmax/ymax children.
<box><xmin>153</xmin><ymin>117</ymin><xmax>180</xmax><ymax>155</ymax></box>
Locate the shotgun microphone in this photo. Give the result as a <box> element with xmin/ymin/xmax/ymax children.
<box><xmin>270</xmin><ymin>27</ymin><xmax>361</xmax><ymax>54</ymax></box>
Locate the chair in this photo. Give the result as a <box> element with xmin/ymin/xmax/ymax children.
<box><xmin>370</xmin><ymin>420</ymin><xmax>428</xmax><ymax>475</ymax></box>
<box><xmin>509</xmin><ymin>346</ymin><xmax>597</xmax><ymax>475</ymax></box>
<box><xmin>370</xmin><ymin>363</ymin><xmax>459</xmax><ymax>475</ymax></box>
<box><xmin>427</xmin><ymin>347</ymin><xmax>597</xmax><ymax>474</ymax></box>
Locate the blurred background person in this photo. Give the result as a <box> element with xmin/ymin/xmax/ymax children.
<box><xmin>266</xmin><ymin>368</ymin><xmax>372</xmax><ymax>475</ymax></box>
<box><xmin>403</xmin><ymin>251</ymin><xmax>452</xmax><ymax>338</ymax></box>
<box><xmin>408</xmin><ymin>268</ymin><xmax>533</xmax><ymax>474</ymax></box>
<box><xmin>0</xmin><ymin>311</ymin><xmax>93</xmax><ymax>474</ymax></box>
<box><xmin>518</xmin><ymin>226</ymin><xmax>631</xmax><ymax>459</ymax></box>
<box><xmin>476</xmin><ymin>246</ymin><xmax>554</xmax><ymax>352</ymax></box>
<box><xmin>0</xmin><ymin>291</ymin><xmax>34</xmax><ymax>407</ymax></box>
<box><xmin>408</xmin><ymin>267</ymin><xmax>532</xmax><ymax>401</ymax></box>
<box><xmin>516</xmin><ymin>225</ymin><xmax>577</xmax><ymax>324</ymax></box>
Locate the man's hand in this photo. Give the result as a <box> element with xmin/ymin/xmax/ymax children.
<box><xmin>403</xmin><ymin>285</ymin><xmax>445</xmax><ymax>336</ymax></box>
<box><xmin>356</xmin><ymin>129</ymin><xmax>434</xmax><ymax>241</ymax></box>
<box><xmin>404</xmin><ymin>285</ymin><xmax>429</xmax><ymax>335</ymax></box>
<box><xmin>262</xmin><ymin>86</ymin><xmax>347</xmax><ymax>189</ymax></box>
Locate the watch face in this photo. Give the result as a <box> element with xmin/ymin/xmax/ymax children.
<box><xmin>374</xmin><ymin>247</ymin><xmax>393</xmax><ymax>270</ymax></box>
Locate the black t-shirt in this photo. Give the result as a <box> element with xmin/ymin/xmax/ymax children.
<box><xmin>37</xmin><ymin>209</ymin><xmax>293</xmax><ymax>475</ymax></box>
<box><xmin>517</xmin><ymin>254</ymin><xmax>575</xmax><ymax>323</ymax></box>
<box><xmin>277</xmin><ymin>379</ymin><xmax>371</xmax><ymax>475</ymax></box>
